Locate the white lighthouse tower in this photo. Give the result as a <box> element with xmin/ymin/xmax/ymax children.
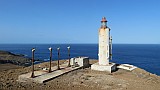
<box><xmin>99</xmin><ymin>17</ymin><xmax>110</xmax><ymax>65</ymax></box>
<box><xmin>91</xmin><ymin>17</ymin><xmax>116</xmax><ymax>73</ymax></box>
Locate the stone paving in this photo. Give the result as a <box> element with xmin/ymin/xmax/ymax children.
<box><xmin>18</xmin><ymin>63</ymin><xmax>82</xmax><ymax>83</ymax></box>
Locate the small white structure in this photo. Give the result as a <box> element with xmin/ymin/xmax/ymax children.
<box><xmin>70</xmin><ymin>57</ymin><xmax>89</xmax><ymax>68</ymax></box>
<box><xmin>117</xmin><ymin>64</ymin><xmax>137</xmax><ymax>71</ymax></box>
<box><xmin>91</xmin><ymin>17</ymin><xmax>116</xmax><ymax>73</ymax></box>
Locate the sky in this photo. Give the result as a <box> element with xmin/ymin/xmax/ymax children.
<box><xmin>0</xmin><ymin>0</ymin><xmax>160</xmax><ymax>44</ymax></box>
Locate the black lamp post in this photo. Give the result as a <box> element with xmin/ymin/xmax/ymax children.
<box><xmin>67</xmin><ymin>46</ymin><xmax>71</xmax><ymax>67</ymax></box>
<box><xmin>48</xmin><ymin>47</ymin><xmax>52</xmax><ymax>73</ymax></box>
<box><xmin>31</xmin><ymin>48</ymin><xmax>35</xmax><ymax>78</ymax></box>
<box><xmin>57</xmin><ymin>47</ymin><xmax>60</xmax><ymax>70</ymax></box>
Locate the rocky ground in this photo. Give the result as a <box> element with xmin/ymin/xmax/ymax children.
<box><xmin>0</xmin><ymin>51</ymin><xmax>160</xmax><ymax>90</ymax></box>
<box><xmin>0</xmin><ymin>60</ymin><xmax>160</xmax><ymax>90</ymax></box>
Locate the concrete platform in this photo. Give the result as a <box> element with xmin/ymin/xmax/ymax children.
<box><xmin>117</xmin><ymin>64</ymin><xmax>137</xmax><ymax>71</ymax></box>
<box><xmin>18</xmin><ymin>63</ymin><xmax>82</xmax><ymax>83</ymax></box>
<box><xmin>91</xmin><ymin>62</ymin><xmax>116</xmax><ymax>73</ymax></box>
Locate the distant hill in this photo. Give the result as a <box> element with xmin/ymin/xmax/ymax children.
<box><xmin>0</xmin><ymin>50</ymin><xmax>31</xmax><ymax>66</ymax></box>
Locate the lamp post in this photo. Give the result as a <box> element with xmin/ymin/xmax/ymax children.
<box><xmin>67</xmin><ymin>46</ymin><xmax>71</xmax><ymax>67</ymax></box>
<box><xmin>48</xmin><ymin>47</ymin><xmax>52</xmax><ymax>73</ymax></box>
<box><xmin>31</xmin><ymin>48</ymin><xmax>35</xmax><ymax>78</ymax></box>
<box><xmin>57</xmin><ymin>47</ymin><xmax>60</xmax><ymax>70</ymax></box>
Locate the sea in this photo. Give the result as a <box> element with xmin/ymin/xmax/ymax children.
<box><xmin>0</xmin><ymin>44</ymin><xmax>159</xmax><ymax>75</ymax></box>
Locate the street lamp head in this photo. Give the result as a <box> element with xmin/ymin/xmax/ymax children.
<box><xmin>48</xmin><ymin>47</ymin><xmax>52</xmax><ymax>51</ymax></box>
<box><xmin>57</xmin><ymin>47</ymin><xmax>60</xmax><ymax>50</ymax></box>
<box><xmin>67</xmin><ymin>46</ymin><xmax>70</xmax><ymax>49</ymax></box>
<box><xmin>32</xmin><ymin>48</ymin><xmax>35</xmax><ymax>52</ymax></box>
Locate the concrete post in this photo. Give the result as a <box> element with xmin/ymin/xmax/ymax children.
<box><xmin>31</xmin><ymin>48</ymin><xmax>35</xmax><ymax>78</ymax></box>
<box><xmin>67</xmin><ymin>46</ymin><xmax>71</xmax><ymax>67</ymax></box>
<box><xmin>57</xmin><ymin>47</ymin><xmax>60</xmax><ymax>70</ymax></box>
<box><xmin>48</xmin><ymin>47</ymin><xmax>52</xmax><ymax>73</ymax></box>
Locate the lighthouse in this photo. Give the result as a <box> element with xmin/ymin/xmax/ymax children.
<box><xmin>91</xmin><ymin>17</ymin><xmax>116</xmax><ymax>73</ymax></box>
<box><xmin>99</xmin><ymin>17</ymin><xmax>111</xmax><ymax>65</ymax></box>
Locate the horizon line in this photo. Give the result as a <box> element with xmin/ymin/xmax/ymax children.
<box><xmin>0</xmin><ymin>43</ymin><xmax>159</xmax><ymax>45</ymax></box>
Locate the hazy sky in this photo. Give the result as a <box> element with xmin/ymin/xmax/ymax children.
<box><xmin>0</xmin><ymin>0</ymin><xmax>160</xmax><ymax>44</ymax></box>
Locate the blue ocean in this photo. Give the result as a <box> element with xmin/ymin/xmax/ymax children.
<box><xmin>0</xmin><ymin>44</ymin><xmax>159</xmax><ymax>75</ymax></box>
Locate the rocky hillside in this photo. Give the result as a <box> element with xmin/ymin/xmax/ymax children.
<box><xmin>0</xmin><ymin>60</ymin><xmax>160</xmax><ymax>90</ymax></box>
<box><xmin>0</xmin><ymin>50</ymin><xmax>31</xmax><ymax>66</ymax></box>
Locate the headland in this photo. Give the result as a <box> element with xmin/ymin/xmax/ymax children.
<box><xmin>0</xmin><ymin>51</ymin><xmax>160</xmax><ymax>90</ymax></box>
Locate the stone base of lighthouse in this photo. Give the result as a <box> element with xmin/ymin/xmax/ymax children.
<box><xmin>91</xmin><ymin>62</ymin><xmax>117</xmax><ymax>73</ymax></box>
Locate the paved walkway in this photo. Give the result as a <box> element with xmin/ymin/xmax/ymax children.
<box><xmin>18</xmin><ymin>63</ymin><xmax>82</xmax><ymax>83</ymax></box>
